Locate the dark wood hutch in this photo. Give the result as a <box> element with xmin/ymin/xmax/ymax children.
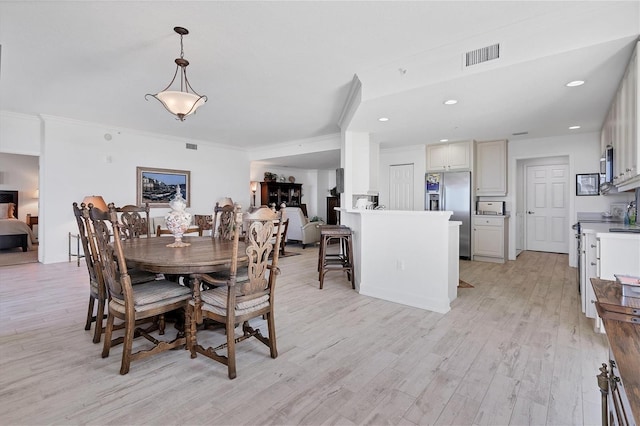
<box><xmin>260</xmin><ymin>181</ymin><xmax>302</xmax><ymax>209</ymax></box>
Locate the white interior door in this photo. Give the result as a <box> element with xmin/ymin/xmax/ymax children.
<box><xmin>389</xmin><ymin>164</ymin><xmax>414</xmax><ymax>210</ymax></box>
<box><xmin>525</xmin><ymin>164</ymin><xmax>569</xmax><ymax>253</ymax></box>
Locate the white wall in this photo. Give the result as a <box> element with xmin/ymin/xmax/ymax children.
<box><xmin>1</xmin><ymin>112</ymin><xmax>251</xmax><ymax>264</ymax></box>
<box><xmin>0</xmin><ymin>111</ymin><xmax>41</xmax><ymax>155</ymax></box>
<box><xmin>0</xmin><ymin>152</ymin><xmax>39</xmax><ymax>222</ymax></box>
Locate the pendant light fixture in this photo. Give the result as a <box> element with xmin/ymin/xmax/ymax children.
<box><xmin>146</xmin><ymin>27</ymin><xmax>207</xmax><ymax>121</ymax></box>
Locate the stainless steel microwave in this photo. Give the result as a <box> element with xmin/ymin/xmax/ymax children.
<box><xmin>600</xmin><ymin>144</ymin><xmax>614</xmax><ymax>186</ymax></box>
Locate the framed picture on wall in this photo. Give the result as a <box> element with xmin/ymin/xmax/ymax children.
<box><xmin>576</xmin><ymin>173</ymin><xmax>600</xmax><ymax>196</ymax></box>
<box><xmin>136</xmin><ymin>167</ymin><xmax>190</xmax><ymax>207</ymax></box>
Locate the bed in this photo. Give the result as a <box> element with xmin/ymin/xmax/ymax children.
<box><xmin>0</xmin><ymin>190</ymin><xmax>36</xmax><ymax>252</ymax></box>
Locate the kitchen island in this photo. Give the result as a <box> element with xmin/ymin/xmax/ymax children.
<box><xmin>339</xmin><ymin>209</ymin><xmax>460</xmax><ymax>314</ymax></box>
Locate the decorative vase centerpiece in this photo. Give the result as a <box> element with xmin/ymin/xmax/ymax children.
<box><xmin>164</xmin><ymin>185</ymin><xmax>192</xmax><ymax>248</ymax></box>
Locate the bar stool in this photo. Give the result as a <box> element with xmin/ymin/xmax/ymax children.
<box><xmin>318</xmin><ymin>225</ymin><xmax>355</xmax><ymax>290</ymax></box>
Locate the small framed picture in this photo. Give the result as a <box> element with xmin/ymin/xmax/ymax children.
<box><xmin>576</xmin><ymin>173</ymin><xmax>600</xmax><ymax>196</ymax></box>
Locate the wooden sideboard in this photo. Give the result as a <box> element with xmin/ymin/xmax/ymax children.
<box><xmin>591</xmin><ymin>278</ymin><xmax>640</xmax><ymax>425</ymax></box>
<box><xmin>260</xmin><ymin>182</ymin><xmax>302</xmax><ymax>209</ymax></box>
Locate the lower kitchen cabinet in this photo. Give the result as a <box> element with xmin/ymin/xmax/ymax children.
<box><xmin>472</xmin><ymin>215</ymin><xmax>509</xmax><ymax>263</ymax></box>
<box><xmin>581</xmin><ymin>231</ymin><xmax>599</xmax><ymax>319</ymax></box>
<box><xmin>580</xmin><ymin>226</ymin><xmax>640</xmax><ymax>331</ymax></box>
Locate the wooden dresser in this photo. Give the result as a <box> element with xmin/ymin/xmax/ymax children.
<box><xmin>591</xmin><ymin>278</ymin><xmax>640</xmax><ymax>425</ymax></box>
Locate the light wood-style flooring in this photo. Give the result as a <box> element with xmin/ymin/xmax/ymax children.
<box><xmin>0</xmin><ymin>248</ymin><xmax>608</xmax><ymax>425</ymax></box>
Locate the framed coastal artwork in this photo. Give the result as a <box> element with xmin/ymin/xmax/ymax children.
<box><xmin>136</xmin><ymin>167</ymin><xmax>191</xmax><ymax>207</ymax></box>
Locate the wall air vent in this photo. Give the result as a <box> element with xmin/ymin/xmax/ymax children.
<box><xmin>465</xmin><ymin>43</ymin><xmax>500</xmax><ymax>67</ymax></box>
<box><xmin>186</xmin><ymin>143</ymin><xmax>198</xmax><ymax>150</ymax></box>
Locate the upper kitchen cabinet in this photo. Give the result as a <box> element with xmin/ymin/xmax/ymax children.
<box><xmin>426</xmin><ymin>140</ymin><xmax>472</xmax><ymax>171</ymax></box>
<box><xmin>475</xmin><ymin>139</ymin><xmax>508</xmax><ymax>196</ymax></box>
<box><xmin>602</xmin><ymin>41</ymin><xmax>639</xmax><ymax>192</ymax></box>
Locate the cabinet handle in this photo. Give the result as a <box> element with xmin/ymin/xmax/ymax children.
<box><xmin>590</xmin><ymin>262</ymin><xmax>597</xmax><ymax>266</ymax></box>
<box><xmin>527</xmin><ymin>211</ymin><xmax>535</xmax><ymax>214</ymax></box>
<box><xmin>590</xmin><ymin>244</ymin><xmax>596</xmax><ymax>248</ymax></box>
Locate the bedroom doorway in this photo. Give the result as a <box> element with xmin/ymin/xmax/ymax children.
<box><xmin>0</xmin><ymin>152</ymin><xmax>40</xmax><ymax>264</ymax></box>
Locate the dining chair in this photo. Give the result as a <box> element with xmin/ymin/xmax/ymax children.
<box><xmin>194</xmin><ymin>214</ymin><xmax>213</xmax><ymax>236</ymax></box>
<box><xmin>116</xmin><ymin>203</ymin><xmax>159</xmax><ymax>285</ymax></box>
<box><xmin>186</xmin><ymin>204</ymin><xmax>283</xmax><ymax>379</ymax></box>
<box><xmin>73</xmin><ymin>202</ymin><xmax>108</xmax><ymax>344</ymax></box>
<box><xmin>89</xmin><ymin>203</ymin><xmax>191</xmax><ymax>375</ymax></box>
<box><xmin>212</xmin><ymin>198</ymin><xmax>235</xmax><ymax>240</ymax></box>
<box><xmin>116</xmin><ymin>203</ymin><xmax>150</xmax><ymax>239</ymax></box>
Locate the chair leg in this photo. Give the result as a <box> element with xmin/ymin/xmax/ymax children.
<box><xmin>119</xmin><ymin>317</ymin><xmax>135</xmax><ymax>375</ymax></box>
<box><xmin>186</xmin><ymin>304</ymin><xmax>197</xmax><ymax>359</ymax></box>
<box><xmin>266</xmin><ymin>312</ymin><xmax>278</xmax><ymax>359</ymax></box>
<box><xmin>85</xmin><ymin>295</ymin><xmax>95</xmax><ymax>330</ymax></box>
<box><xmin>102</xmin><ymin>312</ymin><xmax>115</xmax><ymax>358</ymax></box>
<box><xmin>347</xmin><ymin>236</ymin><xmax>355</xmax><ymax>289</ymax></box>
<box><xmin>92</xmin><ymin>298</ymin><xmax>105</xmax><ymax>344</ymax></box>
<box><xmin>226</xmin><ymin>318</ymin><xmax>237</xmax><ymax>379</ymax></box>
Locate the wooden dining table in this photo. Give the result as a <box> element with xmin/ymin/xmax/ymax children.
<box><xmin>121</xmin><ymin>236</ymin><xmax>248</xmax><ymax>276</ymax></box>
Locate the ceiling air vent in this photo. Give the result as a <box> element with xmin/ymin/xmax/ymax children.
<box><xmin>465</xmin><ymin>43</ymin><xmax>500</xmax><ymax>67</ymax></box>
<box><xmin>186</xmin><ymin>143</ymin><xmax>198</xmax><ymax>150</ymax></box>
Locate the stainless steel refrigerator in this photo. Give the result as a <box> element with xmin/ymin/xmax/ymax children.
<box><xmin>425</xmin><ymin>171</ymin><xmax>471</xmax><ymax>259</ymax></box>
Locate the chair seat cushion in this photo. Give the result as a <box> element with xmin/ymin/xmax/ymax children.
<box><xmin>110</xmin><ymin>280</ymin><xmax>191</xmax><ymax>313</ymax></box>
<box><xmin>197</xmin><ymin>286</ymin><xmax>269</xmax><ymax>316</ymax></box>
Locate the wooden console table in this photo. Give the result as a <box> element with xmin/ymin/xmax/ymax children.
<box><xmin>591</xmin><ymin>277</ymin><xmax>640</xmax><ymax>425</ymax></box>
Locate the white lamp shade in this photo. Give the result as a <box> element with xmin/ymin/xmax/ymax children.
<box><xmin>156</xmin><ymin>91</ymin><xmax>205</xmax><ymax>117</ymax></box>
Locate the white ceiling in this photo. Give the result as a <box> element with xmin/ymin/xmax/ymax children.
<box><xmin>0</xmin><ymin>1</ymin><xmax>638</xmax><ymax>170</ymax></box>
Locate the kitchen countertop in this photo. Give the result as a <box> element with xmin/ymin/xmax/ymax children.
<box><xmin>577</xmin><ymin>212</ymin><xmax>624</xmax><ymax>223</ymax></box>
<box><xmin>581</xmin><ymin>223</ymin><xmax>640</xmax><ymax>234</ymax></box>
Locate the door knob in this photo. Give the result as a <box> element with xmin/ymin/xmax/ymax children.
<box><xmin>527</xmin><ymin>211</ymin><xmax>535</xmax><ymax>214</ymax></box>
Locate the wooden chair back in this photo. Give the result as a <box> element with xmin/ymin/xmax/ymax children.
<box><xmin>194</xmin><ymin>214</ymin><xmax>213</xmax><ymax>234</ymax></box>
<box><xmin>213</xmin><ymin>200</ymin><xmax>236</xmax><ymax>240</ymax></box>
<box><xmin>116</xmin><ymin>203</ymin><xmax>150</xmax><ymax>239</ymax></box>
<box><xmin>73</xmin><ymin>202</ymin><xmax>107</xmax><ymax>343</ymax></box>
<box><xmin>72</xmin><ymin>202</ymin><xmax>102</xmax><ymax>295</ymax></box>
<box><xmin>242</xmin><ymin>207</ymin><xmax>284</xmax><ymax>292</ymax></box>
<box><xmin>89</xmin><ymin>204</ymin><xmax>131</xmax><ymax>304</ymax></box>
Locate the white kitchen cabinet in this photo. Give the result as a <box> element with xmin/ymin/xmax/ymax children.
<box><xmin>426</xmin><ymin>140</ymin><xmax>471</xmax><ymax>171</ymax></box>
<box><xmin>475</xmin><ymin>139</ymin><xmax>507</xmax><ymax>196</ymax></box>
<box><xmin>601</xmin><ymin>41</ymin><xmax>639</xmax><ymax>191</ymax></box>
<box><xmin>581</xmin><ymin>231</ymin><xmax>599</xmax><ymax>319</ymax></box>
<box><xmin>580</xmin><ymin>226</ymin><xmax>640</xmax><ymax>328</ymax></box>
<box><xmin>597</xmin><ymin>232</ymin><xmax>640</xmax><ymax>280</ymax></box>
<box><xmin>472</xmin><ymin>215</ymin><xmax>508</xmax><ymax>263</ymax></box>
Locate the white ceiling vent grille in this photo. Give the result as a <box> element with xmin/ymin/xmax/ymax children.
<box><xmin>186</xmin><ymin>143</ymin><xmax>198</xmax><ymax>150</ymax></box>
<box><xmin>465</xmin><ymin>43</ymin><xmax>500</xmax><ymax>67</ymax></box>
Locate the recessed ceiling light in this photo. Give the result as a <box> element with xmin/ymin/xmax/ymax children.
<box><xmin>443</xmin><ymin>99</ymin><xmax>458</xmax><ymax>105</ymax></box>
<box><xmin>566</xmin><ymin>80</ymin><xmax>585</xmax><ymax>87</ymax></box>
<box><xmin>439</xmin><ymin>139</ymin><xmax>449</xmax><ymax>142</ymax></box>
<box><xmin>378</xmin><ymin>117</ymin><xmax>389</xmax><ymax>122</ymax></box>
<box><xmin>569</xmin><ymin>125</ymin><xmax>581</xmax><ymax>130</ymax></box>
